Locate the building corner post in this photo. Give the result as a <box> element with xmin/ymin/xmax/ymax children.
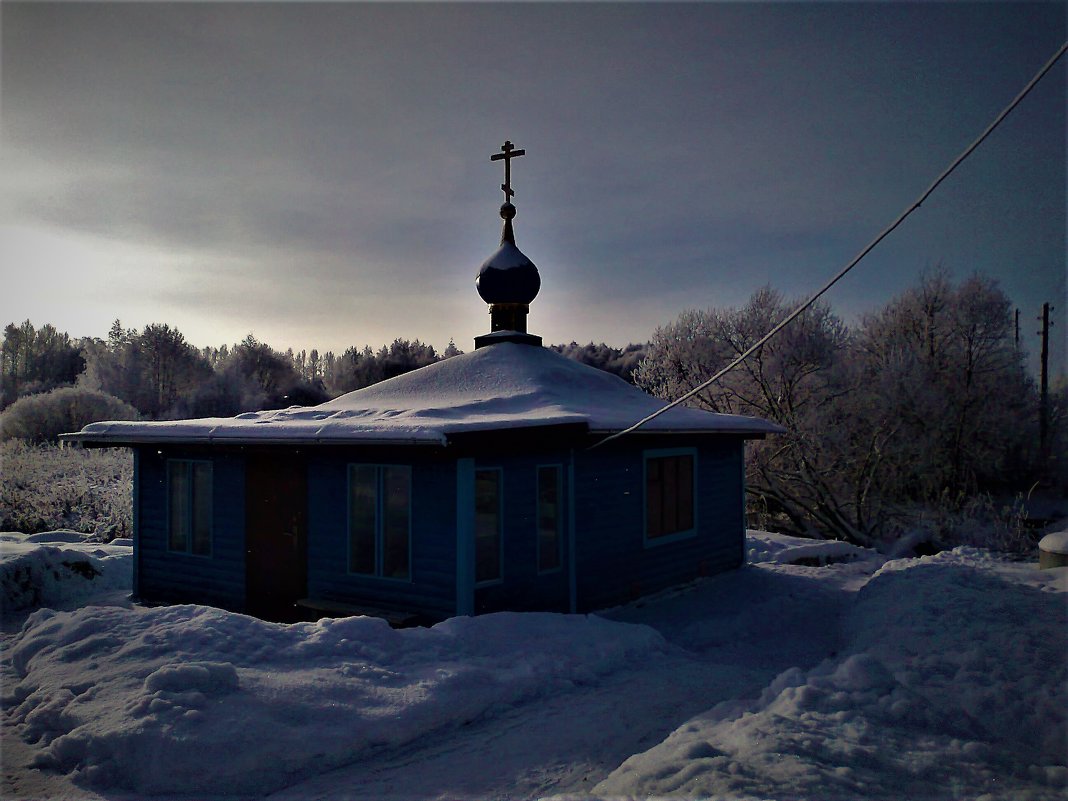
<box><xmin>568</xmin><ymin>450</ymin><xmax>577</xmax><ymax>614</ymax></box>
<box><xmin>132</xmin><ymin>447</ymin><xmax>140</xmax><ymax>598</ymax></box>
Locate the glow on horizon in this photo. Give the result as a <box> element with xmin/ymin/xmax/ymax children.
<box><xmin>2</xmin><ymin>222</ymin><xmax>256</xmax><ymax>347</ymax></box>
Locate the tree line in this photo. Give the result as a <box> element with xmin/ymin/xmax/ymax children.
<box><xmin>634</xmin><ymin>271</ymin><xmax>1064</xmax><ymax>547</ymax></box>
<box><xmin>0</xmin><ymin>320</ymin><xmax>645</xmax><ymax>428</ymax></box>
<box><xmin>3</xmin><ymin>271</ymin><xmax>1061</xmax><ymax>548</ymax></box>
<box><xmin>0</xmin><ymin>321</ymin><xmax>85</xmax><ymax>403</ymax></box>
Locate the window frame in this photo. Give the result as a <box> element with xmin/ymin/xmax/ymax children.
<box><xmin>165</xmin><ymin>459</ymin><xmax>213</xmax><ymax>557</ymax></box>
<box><xmin>474</xmin><ymin>467</ymin><xmax>504</xmax><ymax>587</ymax></box>
<box><xmin>535</xmin><ymin>464</ymin><xmax>564</xmax><ymax>574</ymax></box>
<box><xmin>642</xmin><ymin>448</ymin><xmax>698</xmax><ymax>547</ymax></box>
<box><xmin>346</xmin><ymin>463</ymin><xmax>413</xmax><ymax>583</ymax></box>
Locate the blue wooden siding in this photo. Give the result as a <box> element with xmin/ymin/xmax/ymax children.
<box><xmin>132</xmin><ymin>434</ymin><xmax>747</xmax><ymax>621</ymax></box>
<box><xmin>135</xmin><ymin>447</ymin><xmax>246</xmax><ymax>610</ymax></box>
<box><xmin>455</xmin><ymin>458</ymin><xmax>475</xmax><ymax>616</ymax></box>
<box><xmin>472</xmin><ymin>451</ymin><xmax>571</xmax><ymax>614</ymax></box>
<box><xmin>571</xmin><ymin>436</ymin><xmax>745</xmax><ymax>612</ymax></box>
<box><xmin>305</xmin><ymin>451</ymin><xmax>456</xmax><ymax>620</ymax></box>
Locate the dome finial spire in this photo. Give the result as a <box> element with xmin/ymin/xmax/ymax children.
<box><xmin>491</xmin><ymin>140</ymin><xmax>525</xmax><ymax>246</ymax></box>
<box><xmin>491</xmin><ymin>139</ymin><xmax>525</xmax><ymax>204</ymax></box>
<box><xmin>474</xmin><ymin>139</ymin><xmax>542</xmax><ymax>350</ymax></box>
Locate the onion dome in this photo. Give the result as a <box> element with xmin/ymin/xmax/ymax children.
<box><xmin>476</xmin><ymin>202</ymin><xmax>541</xmax><ymax>304</ymax></box>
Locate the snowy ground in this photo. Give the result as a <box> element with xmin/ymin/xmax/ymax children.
<box><xmin>1</xmin><ymin>529</ymin><xmax>1065</xmax><ymax>801</ymax></box>
<box><xmin>0</xmin><ymin>531</ymin><xmax>133</xmax><ymax>614</ymax></box>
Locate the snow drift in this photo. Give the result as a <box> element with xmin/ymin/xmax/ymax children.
<box><xmin>4</xmin><ymin>533</ymin><xmax>1065</xmax><ymax>800</ymax></box>
<box><xmin>5</xmin><ymin>606</ymin><xmax>665</xmax><ymax>795</ymax></box>
<box><xmin>588</xmin><ymin>549</ymin><xmax>1067</xmax><ymax>801</ymax></box>
<box><xmin>0</xmin><ymin>531</ymin><xmax>132</xmax><ymax>612</ymax></box>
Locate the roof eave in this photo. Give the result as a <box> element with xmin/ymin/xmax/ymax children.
<box><xmin>58</xmin><ymin>432</ymin><xmax>448</xmax><ymax>448</ymax></box>
<box><xmin>587</xmin><ymin>427</ymin><xmax>778</xmax><ymax>439</ymax></box>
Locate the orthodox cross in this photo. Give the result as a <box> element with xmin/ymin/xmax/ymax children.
<box><xmin>491</xmin><ymin>140</ymin><xmax>525</xmax><ymax>202</ymax></box>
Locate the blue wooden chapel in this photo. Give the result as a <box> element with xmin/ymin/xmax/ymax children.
<box><xmin>67</xmin><ymin>142</ymin><xmax>780</xmax><ymax>623</ymax></box>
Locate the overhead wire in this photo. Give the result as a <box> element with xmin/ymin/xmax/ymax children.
<box><xmin>591</xmin><ymin>39</ymin><xmax>1068</xmax><ymax>450</ymax></box>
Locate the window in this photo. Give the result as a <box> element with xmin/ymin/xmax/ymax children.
<box><xmin>537</xmin><ymin>466</ymin><xmax>562</xmax><ymax>572</ymax></box>
<box><xmin>645</xmin><ymin>451</ymin><xmax>696</xmax><ymax>542</ymax></box>
<box><xmin>168</xmin><ymin>460</ymin><xmax>212</xmax><ymax>556</ymax></box>
<box><xmin>348</xmin><ymin>465</ymin><xmax>411</xmax><ymax>580</ymax></box>
<box><xmin>475</xmin><ymin>468</ymin><xmax>502</xmax><ymax>584</ymax></box>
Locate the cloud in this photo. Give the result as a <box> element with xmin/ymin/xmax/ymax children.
<box><xmin>2</xmin><ymin>2</ymin><xmax>1063</xmax><ymax>372</ymax></box>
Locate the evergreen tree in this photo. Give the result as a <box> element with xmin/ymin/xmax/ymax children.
<box><xmin>1</xmin><ymin>320</ymin><xmax>85</xmax><ymax>408</ymax></box>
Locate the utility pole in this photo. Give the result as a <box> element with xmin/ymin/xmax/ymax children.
<box><xmin>1038</xmin><ymin>302</ymin><xmax>1053</xmax><ymax>465</ymax></box>
<box><xmin>1014</xmin><ymin>308</ymin><xmax>1020</xmax><ymax>351</ymax></box>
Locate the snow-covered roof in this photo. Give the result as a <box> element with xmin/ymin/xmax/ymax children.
<box><xmin>66</xmin><ymin>343</ymin><xmax>783</xmax><ymax>446</ymax></box>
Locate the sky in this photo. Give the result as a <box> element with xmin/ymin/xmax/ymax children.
<box><xmin>1</xmin><ymin>2</ymin><xmax>1065</xmax><ymax>377</ymax></box>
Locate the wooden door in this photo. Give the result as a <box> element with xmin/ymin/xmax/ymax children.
<box><xmin>245</xmin><ymin>454</ymin><xmax>307</xmax><ymax>621</ymax></box>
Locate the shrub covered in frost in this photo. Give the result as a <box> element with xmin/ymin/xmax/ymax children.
<box><xmin>884</xmin><ymin>492</ymin><xmax>1038</xmax><ymax>556</ymax></box>
<box><xmin>0</xmin><ymin>441</ymin><xmax>132</xmax><ymax>539</ymax></box>
<box><xmin>0</xmin><ymin>387</ymin><xmax>138</xmax><ymax>444</ymax></box>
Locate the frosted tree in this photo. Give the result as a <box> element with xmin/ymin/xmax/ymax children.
<box><xmin>379</xmin><ymin>338</ymin><xmax>438</xmax><ymax>380</ymax></box>
<box><xmin>0</xmin><ymin>386</ymin><xmax>138</xmax><ymax>443</ymax></box>
<box><xmin>551</xmin><ymin>341</ymin><xmax>648</xmax><ymax>383</ymax></box>
<box><xmin>79</xmin><ymin>321</ymin><xmax>143</xmax><ymax>410</ymax></box>
<box><xmin>635</xmin><ymin>276</ymin><xmax>1037</xmax><ymax>545</ymax></box>
<box><xmin>80</xmin><ymin>321</ymin><xmax>211</xmax><ymax>419</ymax></box>
<box><xmin>326</xmin><ymin>339</ymin><xmax>440</xmax><ymax>395</ymax></box>
<box><xmin>1</xmin><ymin>320</ymin><xmax>84</xmax><ymax>407</ymax></box>
<box><xmin>634</xmin><ymin>287</ymin><xmax>874</xmax><ymax>542</ymax></box>
<box><xmin>327</xmin><ymin>345</ymin><xmax>381</xmax><ymax>395</ymax></box>
<box><xmin>858</xmin><ymin>271</ymin><xmax>1033</xmax><ymax>500</ymax></box>
<box><xmin>138</xmin><ymin>324</ymin><xmax>212</xmax><ymax>418</ymax></box>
